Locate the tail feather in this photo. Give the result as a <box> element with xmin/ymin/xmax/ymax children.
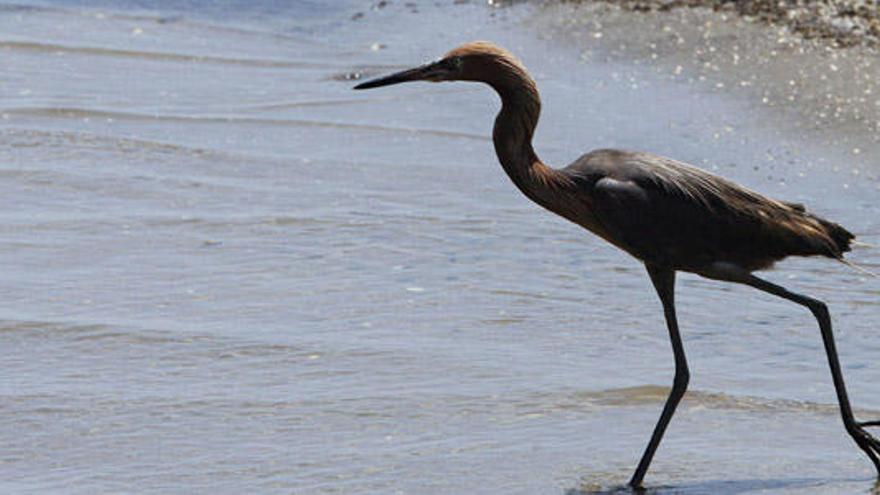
<box><xmin>840</xmin><ymin>258</ymin><xmax>880</xmax><ymax>279</ymax></box>
<box><xmin>794</xmin><ymin>208</ymin><xmax>854</xmax><ymax>257</ymax></box>
<box><xmin>819</xmin><ymin>217</ymin><xmax>855</xmax><ymax>255</ymax></box>
<box><xmin>764</xmin><ymin>208</ymin><xmax>854</xmax><ymax>264</ymax></box>
<box><xmin>852</xmin><ymin>240</ymin><xmax>875</xmax><ymax>249</ymax></box>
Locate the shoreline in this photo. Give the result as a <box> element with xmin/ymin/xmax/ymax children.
<box><xmin>528</xmin><ymin>1</ymin><xmax>880</xmax><ymax>160</ymax></box>
<box><xmin>601</xmin><ymin>0</ymin><xmax>880</xmax><ymax>48</ymax></box>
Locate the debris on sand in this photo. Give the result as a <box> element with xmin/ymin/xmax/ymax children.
<box><xmin>599</xmin><ymin>0</ymin><xmax>880</xmax><ymax>47</ymax></box>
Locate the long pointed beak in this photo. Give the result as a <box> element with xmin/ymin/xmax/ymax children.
<box><xmin>353</xmin><ymin>62</ymin><xmax>442</xmax><ymax>90</ymax></box>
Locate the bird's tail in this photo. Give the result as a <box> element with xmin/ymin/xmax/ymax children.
<box><xmin>816</xmin><ymin>217</ymin><xmax>855</xmax><ymax>254</ymax></box>
<box><xmin>839</xmin><ymin>258</ymin><xmax>880</xmax><ymax>279</ymax></box>
<box><xmin>836</xmin><ymin>231</ymin><xmax>878</xmax><ymax>278</ymax></box>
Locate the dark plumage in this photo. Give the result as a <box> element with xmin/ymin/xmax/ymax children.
<box><xmin>354</xmin><ymin>41</ymin><xmax>878</xmax><ymax>489</ymax></box>
<box><xmin>561</xmin><ymin>149</ymin><xmax>853</xmax><ymax>272</ymax></box>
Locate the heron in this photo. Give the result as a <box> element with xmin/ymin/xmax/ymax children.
<box><xmin>353</xmin><ymin>41</ymin><xmax>879</xmax><ymax>489</ymax></box>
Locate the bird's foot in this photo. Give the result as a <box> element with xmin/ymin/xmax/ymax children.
<box><xmin>847</xmin><ymin>420</ymin><xmax>880</xmax><ymax>474</ymax></box>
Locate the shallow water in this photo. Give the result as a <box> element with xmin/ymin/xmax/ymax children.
<box><xmin>1</xmin><ymin>1</ymin><xmax>879</xmax><ymax>493</ymax></box>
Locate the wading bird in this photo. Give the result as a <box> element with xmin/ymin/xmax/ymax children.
<box><xmin>353</xmin><ymin>41</ymin><xmax>879</xmax><ymax>489</ymax></box>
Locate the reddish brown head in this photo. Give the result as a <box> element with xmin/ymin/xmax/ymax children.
<box><xmin>354</xmin><ymin>42</ymin><xmax>560</xmax><ymax>220</ymax></box>
<box><xmin>353</xmin><ymin>41</ymin><xmax>534</xmax><ymax>92</ymax></box>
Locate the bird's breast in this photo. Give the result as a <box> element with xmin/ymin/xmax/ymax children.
<box><xmin>539</xmin><ymin>189</ymin><xmax>617</xmax><ymax>245</ymax></box>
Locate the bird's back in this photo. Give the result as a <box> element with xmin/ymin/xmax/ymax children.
<box><xmin>560</xmin><ymin>149</ymin><xmax>853</xmax><ymax>272</ymax></box>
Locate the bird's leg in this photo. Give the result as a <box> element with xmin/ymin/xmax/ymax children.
<box><xmin>743</xmin><ymin>274</ymin><xmax>880</xmax><ymax>475</ymax></box>
<box><xmin>629</xmin><ymin>264</ymin><xmax>689</xmax><ymax>489</ymax></box>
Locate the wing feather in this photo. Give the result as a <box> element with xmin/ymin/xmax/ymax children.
<box><xmin>563</xmin><ymin>149</ymin><xmax>852</xmax><ymax>271</ymax></box>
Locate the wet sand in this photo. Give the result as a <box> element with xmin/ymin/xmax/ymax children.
<box><xmin>588</xmin><ymin>0</ymin><xmax>880</xmax><ymax>48</ymax></box>
<box><xmin>533</xmin><ymin>1</ymin><xmax>880</xmax><ymax>146</ymax></box>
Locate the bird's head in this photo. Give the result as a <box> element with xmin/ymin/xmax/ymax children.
<box><xmin>353</xmin><ymin>41</ymin><xmax>527</xmax><ymax>90</ymax></box>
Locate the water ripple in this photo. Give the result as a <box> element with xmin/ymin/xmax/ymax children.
<box><xmin>0</xmin><ymin>40</ymin><xmax>336</xmax><ymax>68</ymax></box>
<box><xmin>2</xmin><ymin>106</ymin><xmax>490</xmax><ymax>141</ymax></box>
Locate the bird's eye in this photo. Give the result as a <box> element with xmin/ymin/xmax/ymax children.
<box><xmin>450</xmin><ymin>56</ymin><xmax>463</xmax><ymax>69</ymax></box>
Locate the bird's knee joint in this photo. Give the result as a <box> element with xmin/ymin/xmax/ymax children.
<box><xmin>809</xmin><ymin>300</ymin><xmax>829</xmax><ymax>320</ymax></box>
<box><xmin>674</xmin><ymin>368</ymin><xmax>690</xmax><ymax>389</ymax></box>
<box><xmin>844</xmin><ymin>418</ymin><xmax>861</xmax><ymax>434</ymax></box>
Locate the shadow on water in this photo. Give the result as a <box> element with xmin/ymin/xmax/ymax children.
<box><xmin>567</xmin><ymin>476</ymin><xmax>880</xmax><ymax>495</ymax></box>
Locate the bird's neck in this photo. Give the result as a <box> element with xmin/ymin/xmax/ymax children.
<box><xmin>491</xmin><ymin>78</ymin><xmax>569</xmax><ymax>206</ymax></box>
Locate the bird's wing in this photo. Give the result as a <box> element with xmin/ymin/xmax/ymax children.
<box><xmin>590</xmin><ymin>174</ymin><xmax>717</xmax><ymax>268</ymax></box>
<box><xmin>564</xmin><ymin>149</ymin><xmax>850</xmax><ymax>271</ymax></box>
